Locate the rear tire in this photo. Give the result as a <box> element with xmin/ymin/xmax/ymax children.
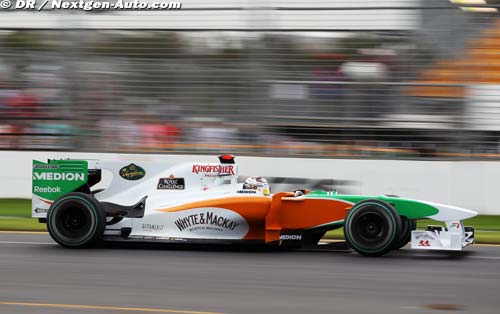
<box><xmin>47</xmin><ymin>192</ymin><xmax>105</xmax><ymax>248</ymax></box>
<box><xmin>344</xmin><ymin>200</ymin><xmax>402</xmax><ymax>257</ymax></box>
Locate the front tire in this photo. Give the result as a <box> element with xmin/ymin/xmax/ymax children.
<box><xmin>344</xmin><ymin>200</ymin><xmax>402</xmax><ymax>257</ymax></box>
<box><xmin>391</xmin><ymin>218</ymin><xmax>416</xmax><ymax>250</ymax></box>
<box><xmin>47</xmin><ymin>192</ymin><xmax>105</xmax><ymax>248</ymax></box>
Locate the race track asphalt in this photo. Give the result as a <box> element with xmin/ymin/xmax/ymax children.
<box><xmin>0</xmin><ymin>233</ymin><xmax>499</xmax><ymax>314</ymax></box>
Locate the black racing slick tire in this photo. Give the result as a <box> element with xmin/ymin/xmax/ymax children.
<box><xmin>47</xmin><ymin>192</ymin><xmax>106</xmax><ymax>248</ymax></box>
<box><xmin>344</xmin><ymin>200</ymin><xmax>402</xmax><ymax>257</ymax></box>
<box><xmin>391</xmin><ymin>218</ymin><xmax>416</xmax><ymax>250</ymax></box>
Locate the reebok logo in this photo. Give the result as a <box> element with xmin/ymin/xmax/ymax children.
<box><xmin>34</xmin><ymin>186</ymin><xmax>62</xmax><ymax>193</ymax></box>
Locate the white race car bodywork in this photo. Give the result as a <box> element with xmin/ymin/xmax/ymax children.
<box><xmin>408</xmin><ymin>201</ymin><xmax>476</xmax><ymax>250</ymax></box>
<box><xmin>32</xmin><ymin>155</ymin><xmax>478</xmax><ymax>255</ymax></box>
<box><xmin>90</xmin><ymin>160</ymin><xmax>258</xmax><ymax>241</ymax></box>
<box><xmin>33</xmin><ymin>158</ymin><xmax>267</xmax><ymax>241</ymax></box>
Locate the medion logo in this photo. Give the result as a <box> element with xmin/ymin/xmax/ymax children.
<box><xmin>236</xmin><ymin>190</ymin><xmax>256</xmax><ymax>194</ymax></box>
<box><xmin>280</xmin><ymin>234</ymin><xmax>302</xmax><ymax>241</ymax></box>
<box><xmin>33</xmin><ymin>172</ymin><xmax>85</xmax><ymax>181</ymax></box>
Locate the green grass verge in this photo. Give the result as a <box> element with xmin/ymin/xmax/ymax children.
<box><xmin>0</xmin><ymin>198</ymin><xmax>47</xmax><ymax>231</ymax></box>
<box><xmin>0</xmin><ymin>199</ymin><xmax>32</xmax><ymax>218</ymax></box>
<box><xmin>1</xmin><ymin>199</ymin><xmax>500</xmax><ymax>243</ymax></box>
<box><xmin>416</xmin><ymin>215</ymin><xmax>500</xmax><ymax>231</ymax></box>
<box><xmin>0</xmin><ymin>218</ymin><xmax>47</xmax><ymax>231</ymax></box>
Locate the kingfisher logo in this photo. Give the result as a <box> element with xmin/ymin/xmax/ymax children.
<box><xmin>192</xmin><ymin>164</ymin><xmax>235</xmax><ymax>175</ymax></box>
<box><xmin>32</xmin><ymin>172</ymin><xmax>85</xmax><ymax>181</ymax></box>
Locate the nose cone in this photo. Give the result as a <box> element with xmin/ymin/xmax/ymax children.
<box><xmin>422</xmin><ymin>200</ymin><xmax>478</xmax><ymax>221</ymax></box>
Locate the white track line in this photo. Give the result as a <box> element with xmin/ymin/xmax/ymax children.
<box><xmin>0</xmin><ymin>241</ymin><xmax>53</xmax><ymax>245</ymax></box>
<box><xmin>467</xmin><ymin>256</ymin><xmax>500</xmax><ymax>259</ymax></box>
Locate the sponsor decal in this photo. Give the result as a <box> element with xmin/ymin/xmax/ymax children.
<box><xmin>119</xmin><ymin>163</ymin><xmax>146</xmax><ymax>180</ymax></box>
<box><xmin>174</xmin><ymin>211</ymin><xmax>240</xmax><ymax>232</ymax></box>
<box><xmin>34</xmin><ymin>208</ymin><xmax>48</xmax><ymax>214</ymax></box>
<box><xmin>32</xmin><ymin>172</ymin><xmax>84</xmax><ymax>181</ymax></box>
<box><xmin>142</xmin><ymin>223</ymin><xmax>164</xmax><ymax>231</ymax></box>
<box><xmin>451</xmin><ymin>222</ymin><xmax>461</xmax><ymax>228</ymax></box>
<box><xmin>166</xmin><ymin>207</ymin><xmax>249</xmax><ymax>238</ymax></box>
<box><xmin>33</xmin><ymin>164</ymin><xmax>59</xmax><ymax>169</ymax></box>
<box><xmin>237</xmin><ymin>190</ymin><xmax>257</xmax><ymax>194</ymax></box>
<box><xmin>138</xmin><ymin>236</ymin><xmax>186</xmax><ymax>241</ymax></box>
<box><xmin>33</xmin><ymin>186</ymin><xmax>61</xmax><ymax>193</ymax></box>
<box><xmin>280</xmin><ymin>234</ymin><xmax>302</xmax><ymax>241</ymax></box>
<box><xmin>32</xmin><ymin>160</ymin><xmax>88</xmax><ymax>202</ymax></box>
<box><xmin>419</xmin><ymin>240</ymin><xmax>431</xmax><ymax>247</ymax></box>
<box><xmin>415</xmin><ymin>233</ymin><xmax>435</xmax><ymax>240</ymax></box>
<box><xmin>157</xmin><ymin>176</ymin><xmax>185</xmax><ymax>190</ymax></box>
<box><xmin>192</xmin><ymin>164</ymin><xmax>235</xmax><ymax>176</ymax></box>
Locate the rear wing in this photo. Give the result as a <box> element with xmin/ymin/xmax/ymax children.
<box><xmin>32</xmin><ymin>159</ymin><xmax>90</xmax><ymax>218</ymax></box>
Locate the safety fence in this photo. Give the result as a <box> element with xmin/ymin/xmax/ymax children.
<box><xmin>0</xmin><ymin>0</ymin><xmax>500</xmax><ymax>159</ymax></box>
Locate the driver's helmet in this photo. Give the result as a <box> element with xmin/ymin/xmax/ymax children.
<box><xmin>243</xmin><ymin>176</ymin><xmax>270</xmax><ymax>196</ymax></box>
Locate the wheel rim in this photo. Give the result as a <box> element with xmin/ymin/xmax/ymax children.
<box><xmin>56</xmin><ymin>206</ymin><xmax>91</xmax><ymax>238</ymax></box>
<box><xmin>52</xmin><ymin>200</ymin><xmax>95</xmax><ymax>243</ymax></box>
<box><xmin>352</xmin><ymin>211</ymin><xmax>390</xmax><ymax>245</ymax></box>
<box><xmin>345</xmin><ymin>202</ymin><xmax>398</xmax><ymax>254</ymax></box>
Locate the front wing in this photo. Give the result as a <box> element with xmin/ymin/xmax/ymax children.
<box><xmin>411</xmin><ymin>221</ymin><xmax>474</xmax><ymax>251</ymax></box>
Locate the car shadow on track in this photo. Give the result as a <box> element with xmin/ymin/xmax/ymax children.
<box><xmin>97</xmin><ymin>240</ymin><xmax>351</xmax><ymax>253</ymax></box>
<box><xmin>37</xmin><ymin>240</ymin><xmax>474</xmax><ymax>260</ymax></box>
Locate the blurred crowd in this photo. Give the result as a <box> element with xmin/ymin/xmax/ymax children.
<box><xmin>1</xmin><ymin>21</ymin><xmax>500</xmax><ymax>159</ymax></box>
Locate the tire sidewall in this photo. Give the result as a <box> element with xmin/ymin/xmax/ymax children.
<box><xmin>392</xmin><ymin>218</ymin><xmax>416</xmax><ymax>250</ymax></box>
<box><xmin>47</xmin><ymin>193</ymin><xmax>104</xmax><ymax>248</ymax></box>
<box><xmin>344</xmin><ymin>200</ymin><xmax>401</xmax><ymax>256</ymax></box>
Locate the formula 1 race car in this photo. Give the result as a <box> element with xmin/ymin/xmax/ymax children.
<box><xmin>32</xmin><ymin>155</ymin><xmax>477</xmax><ymax>256</ymax></box>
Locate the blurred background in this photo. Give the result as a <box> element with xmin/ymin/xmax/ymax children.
<box><xmin>1</xmin><ymin>0</ymin><xmax>500</xmax><ymax>159</ymax></box>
